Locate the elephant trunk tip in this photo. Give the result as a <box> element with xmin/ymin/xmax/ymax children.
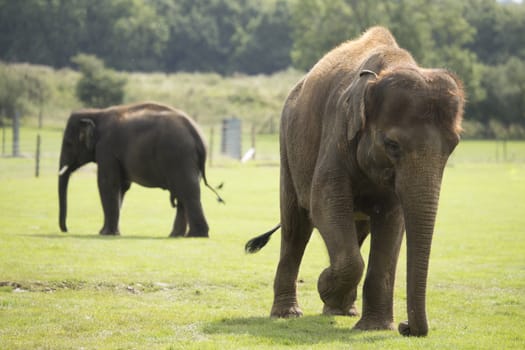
<box><xmin>398</xmin><ymin>320</ymin><xmax>428</xmax><ymax>337</ymax></box>
<box><xmin>59</xmin><ymin>222</ymin><xmax>68</xmax><ymax>233</ymax></box>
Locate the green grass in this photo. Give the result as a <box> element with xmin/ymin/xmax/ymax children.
<box><xmin>1</xmin><ymin>135</ymin><xmax>524</xmax><ymax>349</ymax></box>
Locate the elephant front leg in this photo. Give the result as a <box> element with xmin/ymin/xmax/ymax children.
<box><xmin>97</xmin><ymin>167</ymin><xmax>122</xmax><ymax>235</ymax></box>
<box><xmin>311</xmin><ymin>176</ymin><xmax>364</xmax><ymax>316</ymax></box>
<box><xmin>322</xmin><ymin>219</ymin><xmax>369</xmax><ymax>317</ymax></box>
<box><xmin>354</xmin><ymin>206</ymin><xmax>404</xmax><ymax>331</ymax></box>
<box><xmin>170</xmin><ymin>202</ymin><xmax>187</xmax><ymax>237</ymax></box>
<box><xmin>316</xmin><ymin>248</ymin><xmax>364</xmax><ymax>317</ymax></box>
<box><xmin>322</xmin><ymin>289</ymin><xmax>359</xmax><ymax>316</ymax></box>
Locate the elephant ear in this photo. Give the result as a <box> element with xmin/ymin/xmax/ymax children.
<box><xmin>79</xmin><ymin>118</ymin><xmax>96</xmax><ymax>151</ymax></box>
<box><xmin>341</xmin><ymin>69</ymin><xmax>378</xmax><ymax>141</ymax></box>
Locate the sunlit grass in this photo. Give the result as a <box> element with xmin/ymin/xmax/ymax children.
<box><xmin>0</xmin><ymin>138</ymin><xmax>524</xmax><ymax>349</ymax></box>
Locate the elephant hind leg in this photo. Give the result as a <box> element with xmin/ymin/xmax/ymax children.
<box><xmin>167</xmin><ymin>174</ymin><xmax>209</xmax><ymax>238</ymax></box>
<box><xmin>272</xmin><ymin>206</ymin><xmax>313</xmax><ymax>318</ymax></box>
<box><xmin>170</xmin><ymin>192</ymin><xmax>177</xmax><ymax>208</ymax></box>
<box><xmin>184</xmin><ymin>197</ymin><xmax>209</xmax><ymax>237</ymax></box>
<box><xmin>356</xmin><ymin>219</ymin><xmax>370</xmax><ymax>246</ymax></box>
<box><xmin>119</xmin><ymin>180</ymin><xmax>131</xmax><ymax>209</ymax></box>
<box><xmin>271</xmin><ymin>161</ymin><xmax>313</xmax><ymax>318</ymax></box>
<box><xmin>170</xmin><ymin>201</ymin><xmax>187</xmax><ymax>237</ymax></box>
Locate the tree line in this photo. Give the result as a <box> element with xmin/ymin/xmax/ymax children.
<box><xmin>0</xmin><ymin>0</ymin><xmax>524</xmax><ymax>137</ymax></box>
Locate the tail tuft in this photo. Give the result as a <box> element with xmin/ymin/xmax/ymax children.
<box><xmin>245</xmin><ymin>224</ymin><xmax>281</xmax><ymax>254</ymax></box>
<box><xmin>204</xmin><ymin>181</ymin><xmax>225</xmax><ymax>204</ymax></box>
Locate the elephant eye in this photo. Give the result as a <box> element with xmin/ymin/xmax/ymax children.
<box><xmin>384</xmin><ymin>137</ymin><xmax>401</xmax><ymax>158</ymax></box>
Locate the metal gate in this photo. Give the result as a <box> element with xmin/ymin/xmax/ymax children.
<box><xmin>221</xmin><ymin>117</ymin><xmax>242</xmax><ymax>159</ymax></box>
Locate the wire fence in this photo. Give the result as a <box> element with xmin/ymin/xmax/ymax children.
<box><xmin>0</xmin><ymin>122</ymin><xmax>281</xmax><ymax>180</ymax></box>
<box><xmin>1</xmin><ymin>126</ymin><xmax>60</xmax><ymax>179</ymax></box>
<box><xmin>2</xmin><ymin>121</ymin><xmax>525</xmax><ymax>181</ymax></box>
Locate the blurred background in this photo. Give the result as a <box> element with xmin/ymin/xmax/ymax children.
<box><xmin>1</xmin><ymin>0</ymin><xmax>524</xmax><ymax>175</ymax></box>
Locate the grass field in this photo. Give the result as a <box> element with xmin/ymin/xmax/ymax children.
<box><xmin>1</xmin><ymin>130</ymin><xmax>524</xmax><ymax>349</ymax></box>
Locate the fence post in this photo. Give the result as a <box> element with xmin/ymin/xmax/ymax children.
<box><xmin>12</xmin><ymin>111</ymin><xmax>20</xmax><ymax>157</ymax></box>
<box><xmin>208</xmin><ymin>126</ymin><xmax>214</xmax><ymax>167</ymax></box>
<box><xmin>35</xmin><ymin>134</ymin><xmax>41</xmax><ymax>177</ymax></box>
<box><xmin>502</xmin><ymin>139</ymin><xmax>508</xmax><ymax>161</ymax></box>
<box><xmin>251</xmin><ymin>123</ymin><xmax>256</xmax><ymax>160</ymax></box>
<box><xmin>1</xmin><ymin>122</ymin><xmax>5</xmax><ymax>156</ymax></box>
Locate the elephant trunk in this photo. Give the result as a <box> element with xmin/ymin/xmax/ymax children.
<box><xmin>58</xmin><ymin>164</ymin><xmax>71</xmax><ymax>232</ymax></box>
<box><xmin>397</xmin><ymin>154</ymin><xmax>446</xmax><ymax>337</ymax></box>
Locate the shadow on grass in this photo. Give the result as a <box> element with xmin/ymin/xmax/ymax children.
<box><xmin>203</xmin><ymin>315</ymin><xmax>394</xmax><ymax>346</ymax></box>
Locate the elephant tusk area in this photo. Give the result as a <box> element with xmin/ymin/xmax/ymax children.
<box><xmin>59</xmin><ymin>165</ymin><xmax>69</xmax><ymax>176</ymax></box>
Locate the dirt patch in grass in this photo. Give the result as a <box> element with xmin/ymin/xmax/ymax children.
<box><xmin>0</xmin><ymin>280</ymin><xmax>176</xmax><ymax>294</ymax></box>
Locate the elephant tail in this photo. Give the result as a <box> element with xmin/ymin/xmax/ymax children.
<box><xmin>245</xmin><ymin>224</ymin><xmax>281</xmax><ymax>253</ymax></box>
<box><xmin>203</xmin><ymin>176</ymin><xmax>225</xmax><ymax>204</ymax></box>
<box><xmin>198</xmin><ymin>146</ymin><xmax>225</xmax><ymax>203</ymax></box>
<box><xmin>184</xmin><ymin>114</ymin><xmax>225</xmax><ymax>204</ymax></box>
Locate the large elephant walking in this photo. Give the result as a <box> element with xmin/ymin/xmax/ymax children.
<box><xmin>246</xmin><ymin>27</ymin><xmax>464</xmax><ymax>336</ymax></box>
<box><xmin>58</xmin><ymin>102</ymin><xmax>222</xmax><ymax>237</ymax></box>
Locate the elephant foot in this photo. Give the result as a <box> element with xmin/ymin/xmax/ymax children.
<box><xmin>169</xmin><ymin>230</ymin><xmax>186</xmax><ymax>238</ymax></box>
<box><xmin>353</xmin><ymin>317</ymin><xmax>395</xmax><ymax>331</ymax></box>
<box><xmin>99</xmin><ymin>228</ymin><xmax>120</xmax><ymax>236</ymax></box>
<box><xmin>317</xmin><ymin>266</ymin><xmax>362</xmax><ymax>318</ymax></box>
<box><xmin>270</xmin><ymin>303</ymin><xmax>303</xmax><ymax>318</ymax></box>
<box><xmin>185</xmin><ymin>230</ymin><xmax>209</xmax><ymax>238</ymax></box>
<box><xmin>322</xmin><ymin>303</ymin><xmax>359</xmax><ymax>317</ymax></box>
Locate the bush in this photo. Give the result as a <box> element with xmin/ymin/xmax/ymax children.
<box><xmin>71</xmin><ymin>54</ymin><xmax>126</xmax><ymax>108</ymax></box>
<box><xmin>507</xmin><ymin>123</ymin><xmax>525</xmax><ymax>139</ymax></box>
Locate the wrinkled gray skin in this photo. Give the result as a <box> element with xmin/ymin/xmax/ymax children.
<box><xmin>58</xmin><ymin>102</ymin><xmax>211</xmax><ymax>237</ymax></box>
<box><xmin>270</xmin><ymin>27</ymin><xmax>464</xmax><ymax>336</ymax></box>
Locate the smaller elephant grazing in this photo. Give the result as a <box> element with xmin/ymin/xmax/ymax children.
<box><xmin>58</xmin><ymin>102</ymin><xmax>223</xmax><ymax>237</ymax></box>
<box><xmin>246</xmin><ymin>27</ymin><xmax>464</xmax><ymax>336</ymax></box>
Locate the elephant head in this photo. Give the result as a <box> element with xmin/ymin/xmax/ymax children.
<box><xmin>344</xmin><ymin>66</ymin><xmax>464</xmax><ymax>336</ymax></box>
<box><xmin>58</xmin><ymin>114</ymin><xmax>97</xmax><ymax>232</ymax></box>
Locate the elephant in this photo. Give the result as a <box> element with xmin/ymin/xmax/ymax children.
<box><xmin>58</xmin><ymin>101</ymin><xmax>223</xmax><ymax>237</ymax></box>
<box><xmin>245</xmin><ymin>26</ymin><xmax>464</xmax><ymax>337</ymax></box>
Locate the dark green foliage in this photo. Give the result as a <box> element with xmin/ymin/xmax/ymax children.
<box><xmin>72</xmin><ymin>54</ymin><xmax>126</xmax><ymax>108</ymax></box>
<box><xmin>231</xmin><ymin>0</ymin><xmax>293</xmax><ymax>74</ymax></box>
<box><xmin>480</xmin><ymin>57</ymin><xmax>525</xmax><ymax>138</ymax></box>
<box><xmin>0</xmin><ymin>0</ymin><xmax>524</xmax><ymax>134</ymax></box>
<box><xmin>157</xmin><ymin>0</ymin><xmax>292</xmax><ymax>74</ymax></box>
<box><xmin>290</xmin><ymin>0</ymin><xmax>390</xmax><ymax>71</ymax></box>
